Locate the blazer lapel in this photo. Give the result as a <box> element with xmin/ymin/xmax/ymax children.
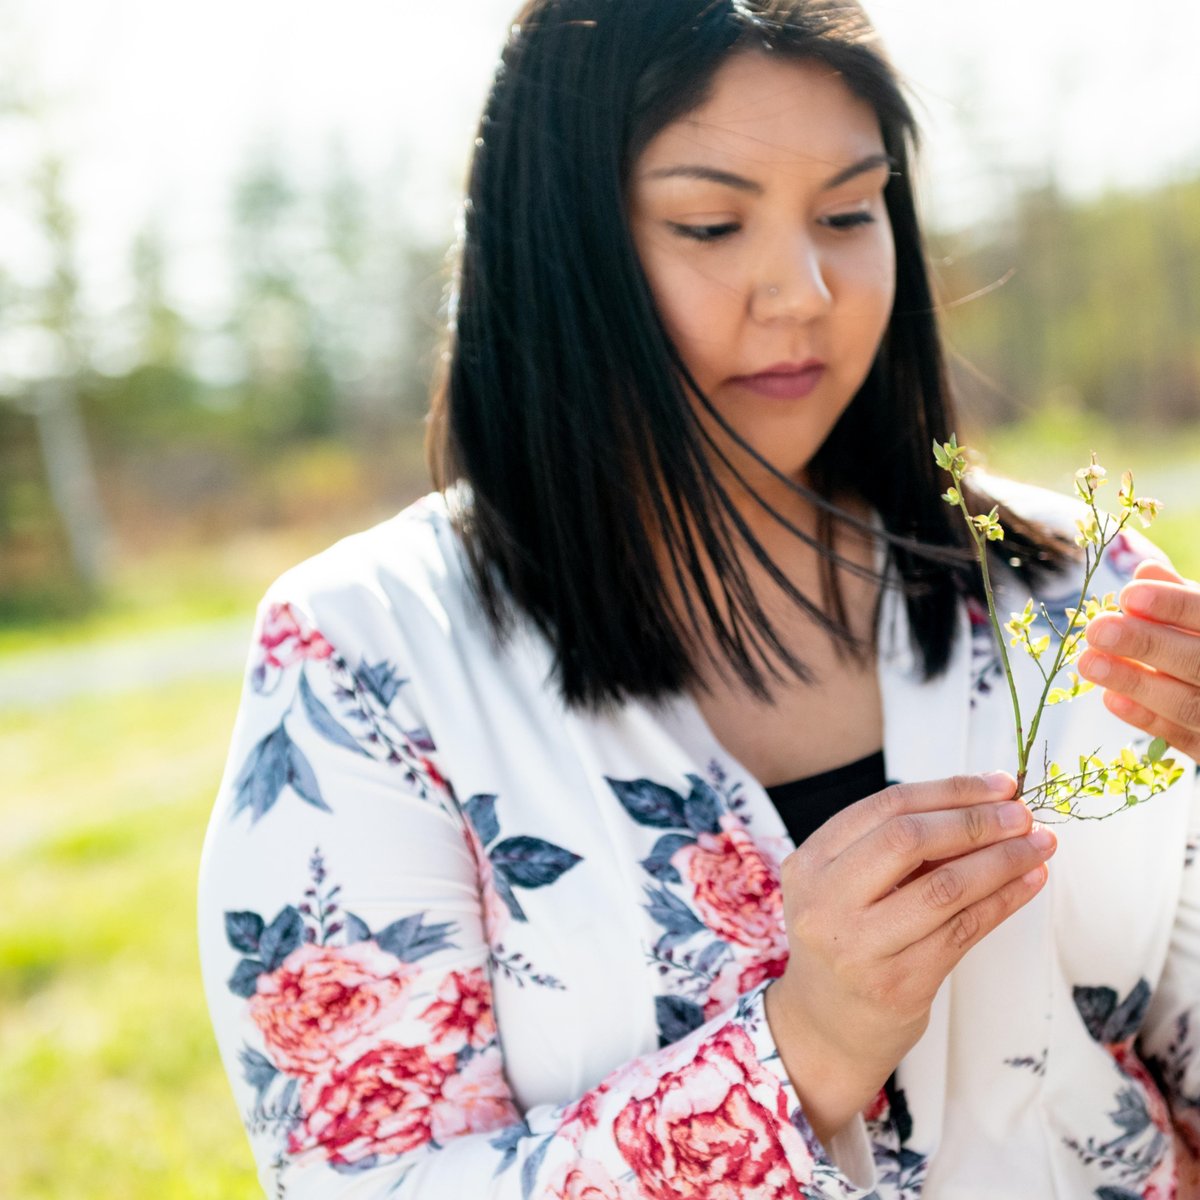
<box><xmin>879</xmin><ymin>571</ymin><xmax>973</xmax><ymax>1163</ymax></box>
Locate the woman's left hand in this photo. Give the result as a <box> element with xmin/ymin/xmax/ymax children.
<box><xmin>1078</xmin><ymin>558</ymin><xmax>1200</xmax><ymax>761</ymax></box>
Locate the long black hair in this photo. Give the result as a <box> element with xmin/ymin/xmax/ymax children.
<box><xmin>427</xmin><ymin>0</ymin><xmax>1077</xmax><ymax>712</ymax></box>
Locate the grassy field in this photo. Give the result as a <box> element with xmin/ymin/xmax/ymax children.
<box><xmin>0</xmin><ymin>677</ymin><xmax>260</xmax><ymax>1199</ymax></box>
<box><xmin>0</xmin><ymin>420</ymin><xmax>1194</xmax><ymax>1197</ymax></box>
<box><xmin>977</xmin><ymin>415</ymin><xmax>1200</xmax><ymax>580</ymax></box>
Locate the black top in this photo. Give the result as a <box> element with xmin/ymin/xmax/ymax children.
<box><xmin>765</xmin><ymin>749</ymin><xmax>887</xmax><ymax>848</ymax></box>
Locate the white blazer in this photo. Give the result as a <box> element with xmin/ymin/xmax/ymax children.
<box><xmin>199</xmin><ymin>481</ymin><xmax>1199</xmax><ymax>1199</ymax></box>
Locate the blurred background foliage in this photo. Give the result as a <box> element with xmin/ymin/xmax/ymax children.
<box><xmin>2</xmin><ymin>144</ymin><xmax>1197</xmax><ymax>637</ymax></box>
<box><xmin>2</xmin><ymin>37</ymin><xmax>1198</xmax><ymax>1200</ymax></box>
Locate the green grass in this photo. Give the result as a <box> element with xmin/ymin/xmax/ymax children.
<box><xmin>976</xmin><ymin>414</ymin><xmax>1200</xmax><ymax>580</ymax></box>
<box><xmin>0</xmin><ymin>526</ymin><xmax>345</xmax><ymax>660</ymax></box>
<box><xmin>0</xmin><ymin>677</ymin><xmax>261</xmax><ymax>1199</ymax></box>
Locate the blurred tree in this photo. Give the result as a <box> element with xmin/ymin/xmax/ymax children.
<box><xmin>130</xmin><ymin>217</ymin><xmax>188</xmax><ymax>371</ymax></box>
<box><xmin>938</xmin><ymin>173</ymin><xmax>1200</xmax><ymax>429</ymax></box>
<box><xmin>21</xmin><ymin>151</ymin><xmax>111</xmax><ymax>596</ymax></box>
<box><xmin>226</xmin><ymin>147</ymin><xmax>336</xmax><ymax>442</ymax></box>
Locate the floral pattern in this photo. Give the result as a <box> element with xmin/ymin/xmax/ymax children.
<box><xmin>1066</xmin><ymin>981</ymin><xmax>1177</xmax><ymax>1197</ymax></box>
<box><xmin>232</xmin><ymin>603</ymin><xmax>451</xmax><ymax>822</ymax></box>
<box><xmin>611</xmin><ymin>1022</ymin><xmax>812</xmax><ymax>1200</ymax></box>
<box><xmin>1145</xmin><ymin>1012</ymin><xmax>1200</xmax><ymax>1159</ymax></box>
<box><xmin>200</xmin><ymin>490</ymin><xmax>1200</xmax><ymax>1199</ymax></box>
<box><xmin>607</xmin><ymin>769</ymin><xmax>789</xmax><ymax>1048</ymax></box>
<box><xmin>462</xmin><ymin>792</ymin><xmax>581</xmax><ymax>990</ymax></box>
<box><xmin>224</xmin><ymin>849</ymin><xmax>517</xmax><ymax>1170</ymax></box>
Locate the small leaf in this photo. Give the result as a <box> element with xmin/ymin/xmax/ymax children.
<box><xmin>299</xmin><ymin>672</ymin><xmax>370</xmax><ymax>757</ymax></box>
<box><xmin>491</xmin><ymin>870</ymin><xmax>527</xmax><ymax>922</ymax></box>
<box><xmin>228</xmin><ymin>957</ymin><xmax>266</xmax><ymax>998</ymax></box>
<box><xmin>343</xmin><ymin>912</ymin><xmax>372</xmax><ymax>943</ymax></box>
<box><xmin>374</xmin><ymin>912</ymin><xmax>458</xmax><ymax>962</ymax></box>
<box><xmin>605</xmin><ymin>777</ymin><xmax>688</xmax><ymax>829</ymax></box>
<box><xmin>465</xmin><ymin>794</ymin><xmax>501</xmax><ymax>848</ymax></box>
<box><xmin>238</xmin><ymin>1045</ymin><xmax>279</xmax><ymax>1096</ymax></box>
<box><xmin>224</xmin><ymin>911</ymin><xmax>265</xmax><ymax>954</ymax></box>
<box><xmin>682</xmin><ymin>775</ymin><xmax>722</xmax><ymax>835</ymax></box>
<box><xmin>231</xmin><ymin>725</ymin><xmax>292</xmax><ymax>823</ymax></box>
<box><xmin>491</xmin><ymin>837</ymin><xmax>583</xmax><ymax>890</ymax></box>
<box><xmin>1148</xmin><ymin>737</ymin><xmax>1168</xmax><ymax>763</ymax></box>
<box><xmin>259</xmin><ymin>906</ymin><xmax>305</xmax><ymax>971</ymax></box>
<box><xmin>355</xmin><ymin>661</ymin><xmax>404</xmax><ymax>708</ymax></box>
<box><xmin>655</xmin><ymin>995</ymin><xmax>707</xmax><ymax>1047</ymax></box>
<box><xmin>286</xmin><ymin>740</ymin><xmax>331</xmax><ymax>813</ymax></box>
<box><xmin>641</xmin><ymin>834</ymin><xmax>697</xmax><ymax>883</ymax></box>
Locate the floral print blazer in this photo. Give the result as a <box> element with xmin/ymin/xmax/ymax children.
<box><xmin>198</xmin><ymin>480</ymin><xmax>1200</xmax><ymax>1199</ymax></box>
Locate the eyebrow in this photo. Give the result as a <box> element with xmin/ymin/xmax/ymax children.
<box><xmin>643</xmin><ymin>152</ymin><xmax>897</xmax><ymax>194</ymax></box>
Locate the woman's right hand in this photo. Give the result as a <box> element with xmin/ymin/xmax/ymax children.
<box><xmin>763</xmin><ymin>772</ymin><xmax>1055</xmax><ymax>1147</ymax></box>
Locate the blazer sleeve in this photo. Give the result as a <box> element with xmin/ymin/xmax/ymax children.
<box><xmin>197</xmin><ymin>593</ymin><xmax>877</xmax><ymax>1199</ymax></box>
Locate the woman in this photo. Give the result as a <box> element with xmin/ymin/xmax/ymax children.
<box><xmin>198</xmin><ymin>2</ymin><xmax>1200</xmax><ymax>1195</ymax></box>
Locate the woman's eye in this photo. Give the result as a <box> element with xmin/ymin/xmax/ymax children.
<box><xmin>667</xmin><ymin>221</ymin><xmax>740</xmax><ymax>243</ymax></box>
<box><xmin>821</xmin><ymin>211</ymin><xmax>876</xmax><ymax>231</ymax></box>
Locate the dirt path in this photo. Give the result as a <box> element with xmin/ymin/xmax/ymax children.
<box><xmin>0</xmin><ymin>617</ymin><xmax>252</xmax><ymax>712</ymax></box>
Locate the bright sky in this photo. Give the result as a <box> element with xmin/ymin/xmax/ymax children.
<box><xmin>2</xmin><ymin>0</ymin><xmax>1198</xmax><ymax>327</ymax></box>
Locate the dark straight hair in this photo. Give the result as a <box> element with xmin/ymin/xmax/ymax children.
<box><xmin>426</xmin><ymin>0</ymin><xmax>1077</xmax><ymax>712</ymax></box>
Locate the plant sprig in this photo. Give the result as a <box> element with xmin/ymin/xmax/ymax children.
<box><xmin>933</xmin><ymin>436</ymin><xmax>1184</xmax><ymax>820</ymax></box>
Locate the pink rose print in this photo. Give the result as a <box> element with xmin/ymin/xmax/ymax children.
<box><xmin>419</xmin><ymin>967</ymin><xmax>498</xmax><ymax>1055</ymax></box>
<box><xmin>703</xmin><ymin>954</ymin><xmax>788</xmax><ymax>1021</ymax></box>
<box><xmin>252</xmin><ymin>602</ymin><xmax>334</xmax><ymax>693</ymax></box>
<box><xmin>259</xmin><ymin>602</ymin><xmax>334</xmax><ymax>670</ymax></box>
<box><xmin>429</xmin><ymin>1051</ymin><xmax>520</xmax><ymax>1142</ymax></box>
<box><xmin>546</xmin><ymin>1157</ymin><xmax>638</xmax><ymax>1200</ymax></box>
<box><xmin>290</xmin><ymin>1042</ymin><xmax>451</xmax><ymax>1165</ymax></box>
<box><xmin>559</xmin><ymin>1081</ymin><xmax>613</xmax><ymax>1145</ymax></box>
<box><xmin>613</xmin><ymin>1022</ymin><xmax>813</xmax><ymax>1199</ymax></box>
<box><xmin>671</xmin><ymin>815</ymin><xmax>787</xmax><ymax>955</ymax></box>
<box><xmin>249</xmin><ymin>941</ymin><xmax>415</xmax><ymax>1077</ymax></box>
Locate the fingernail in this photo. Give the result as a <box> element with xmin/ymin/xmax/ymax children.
<box><xmin>1080</xmin><ymin>653</ymin><xmax>1110</xmax><ymax>681</ymax></box>
<box><xmin>1088</xmin><ymin>623</ymin><xmax>1119</xmax><ymax>649</ymax></box>
<box><xmin>1022</xmin><ymin>866</ymin><xmax>1047</xmax><ymax>888</ymax></box>
<box><xmin>1122</xmin><ymin>585</ymin><xmax>1155</xmax><ymax>615</ymax></box>
<box><xmin>1030</xmin><ymin>827</ymin><xmax>1056</xmax><ymax>851</ymax></box>
<box><xmin>982</xmin><ymin>771</ymin><xmax>1015</xmax><ymax>796</ymax></box>
<box><xmin>998</xmin><ymin>802</ymin><xmax>1028</xmax><ymax>829</ymax></box>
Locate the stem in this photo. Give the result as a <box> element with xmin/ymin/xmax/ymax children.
<box><xmin>955</xmin><ymin>493</ymin><xmax>1027</xmax><ymax>788</ymax></box>
<box><xmin>1022</xmin><ymin>507</ymin><xmax>1130</xmax><ymax>770</ymax></box>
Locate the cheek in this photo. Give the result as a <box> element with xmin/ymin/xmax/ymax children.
<box><xmin>648</xmin><ymin>261</ymin><xmax>739</xmax><ymax>379</ymax></box>
<box><xmin>834</xmin><ymin>229</ymin><xmax>895</xmax><ymax>324</ymax></box>
<box><xmin>635</xmin><ymin>233</ymin><xmax>738</xmax><ymax>380</ymax></box>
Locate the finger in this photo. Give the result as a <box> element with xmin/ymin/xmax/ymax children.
<box><xmin>1077</xmin><ymin>651</ymin><xmax>1200</xmax><ymax>735</ymax></box>
<box><xmin>1085</xmin><ymin>613</ymin><xmax>1200</xmax><ymax>688</ymax></box>
<box><xmin>1102</xmin><ymin>690</ymin><xmax>1200</xmax><ymax>762</ymax></box>
<box><xmin>897</xmin><ymin>858</ymin><xmax>1049</xmax><ymax>983</ymax></box>
<box><xmin>1120</xmin><ymin>580</ymin><xmax>1200</xmax><ymax>633</ymax></box>
<box><xmin>869</xmin><ymin>827</ymin><xmax>1056</xmax><ymax>955</ymax></box>
<box><xmin>829</xmin><ymin>800</ymin><xmax>1033</xmax><ymax>905</ymax></box>
<box><xmin>802</xmin><ymin>773</ymin><xmax>1017</xmax><ymax>860</ymax></box>
<box><xmin>1132</xmin><ymin>558</ymin><xmax>1184</xmax><ymax>583</ymax></box>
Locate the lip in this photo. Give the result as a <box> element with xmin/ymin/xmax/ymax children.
<box><xmin>730</xmin><ymin>360</ymin><xmax>827</xmax><ymax>400</ymax></box>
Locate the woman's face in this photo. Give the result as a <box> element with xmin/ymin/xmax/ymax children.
<box><xmin>628</xmin><ymin>52</ymin><xmax>896</xmax><ymax>497</ymax></box>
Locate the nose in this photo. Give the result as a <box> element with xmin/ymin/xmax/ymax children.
<box><xmin>750</xmin><ymin>238</ymin><xmax>832</xmax><ymax>323</ymax></box>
